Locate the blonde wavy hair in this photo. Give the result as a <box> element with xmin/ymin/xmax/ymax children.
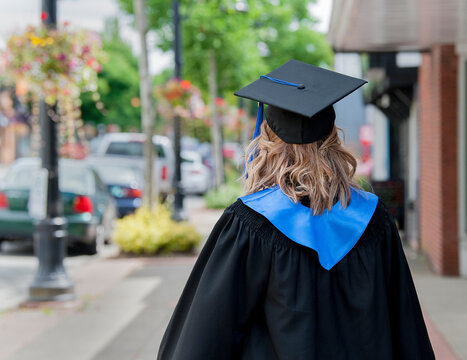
<box><xmin>242</xmin><ymin>121</ymin><xmax>360</xmax><ymax>215</ymax></box>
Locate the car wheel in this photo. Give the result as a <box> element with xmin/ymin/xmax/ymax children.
<box><xmin>83</xmin><ymin>241</ymin><xmax>97</xmax><ymax>255</ymax></box>
<box><xmin>70</xmin><ymin>241</ymin><xmax>97</xmax><ymax>255</ymax></box>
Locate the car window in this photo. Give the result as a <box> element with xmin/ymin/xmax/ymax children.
<box><xmin>4</xmin><ymin>163</ymin><xmax>92</xmax><ymax>194</ymax></box>
<box><xmin>4</xmin><ymin>166</ymin><xmax>35</xmax><ymax>189</ymax></box>
<box><xmin>105</xmin><ymin>141</ymin><xmax>165</xmax><ymax>158</ymax></box>
<box><xmin>60</xmin><ymin>165</ymin><xmax>93</xmax><ymax>194</ymax></box>
<box><xmin>106</xmin><ymin>141</ymin><xmax>143</xmax><ymax>156</ymax></box>
<box><xmin>181</xmin><ymin>156</ymin><xmax>194</xmax><ymax>164</ymax></box>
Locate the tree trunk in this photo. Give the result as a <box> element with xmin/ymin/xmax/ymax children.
<box><xmin>208</xmin><ymin>50</ymin><xmax>224</xmax><ymax>188</ymax></box>
<box><xmin>240</xmin><ymin>100</ymin><xmax>249</xmax><ymax>153</ymax></box>
<box><xmin>134</xmin><ymin>0</ymin><xmax>157</xmax><ymax>208</ymax></box>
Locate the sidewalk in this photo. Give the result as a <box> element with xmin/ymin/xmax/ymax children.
<box><xmin>406</xmin><ymin>249</ymin><xmax>467</xmax><ymax>360</ymax></box>
<box><xmin>0</xmin><ymin>201</ymin><xmax>466</xmax><ymax>360</ymax></box>
<box><xmin>0</xmin><ymin>200</ymin><xmax>223</xmax><ymax>360</ymax></box>
<box><xmin>0</xmin><ymin>256</ymin><xmax>148</xmax><ymax>360</ymax></box>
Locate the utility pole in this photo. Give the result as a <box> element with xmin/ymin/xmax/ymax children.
<box><xmin>172</xmin><ymin>0</ymin><xmax>186</xmax><ymax>220</ymax></box>
<box><xmin>208</xmin><ymin>50</ymin><xmax>224</xmax><ymax>188</ymax></box>
<box><xmin>134</xmin><ymin>0</ymin><xmax>156</xmax><ymax>208</ymax></box>
<box><xmin>29</xmin><ymin>0</ymin><xmax>74</xmax><ymax>302</ymax></box>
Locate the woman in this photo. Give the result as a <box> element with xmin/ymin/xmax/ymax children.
<box><xmin>157</xmin><ymin>60</ymin><xmax>434</xmax><ymax>359</ymax></box>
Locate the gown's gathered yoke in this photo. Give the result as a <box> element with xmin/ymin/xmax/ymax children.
<box><xmin>240</xmin><ymin>186</ymin><xmax>379</xmax><ymax>270</ymax></box>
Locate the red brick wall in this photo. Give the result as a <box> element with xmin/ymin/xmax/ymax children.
<box><xmin>419</xmin><ymin>44</ymin><xmax>459</xmax><ymax>275</ymax></box>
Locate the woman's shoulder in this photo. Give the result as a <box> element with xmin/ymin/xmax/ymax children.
<box><xmin>224</xmin><ymin>198</ymin><xmax>278</xmax><ymax>236</ymax></box>
<box><xmin>355</xmin><ymin>198</ymin><xmax>401</xmax><ymax>252</ymax></box>
<box><xmin>221</xmin><ymin>198</ymin><xmax>296</xmax><ymax>251</ymax></box>
<box><xmin>366</xmin><ymin>198</ymin><xmax>398</xmax><ymax>234</ymax></box>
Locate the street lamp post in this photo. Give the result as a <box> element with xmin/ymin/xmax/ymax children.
<box><xmin>170</xmin><ymin>0</ymin><xmax>248</xmax><ymax>216</ymax></box>
<box><xmin>171</xmin><ymin>0</ymin><xmax>186</xmax><ymax>221</ymax></box>
<box><xmin>29</xmin><ymin>0</ymin><xmax>74</xmax><ymax>302</ymax></box>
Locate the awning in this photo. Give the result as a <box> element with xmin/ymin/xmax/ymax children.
<box><xmin>328</xmin><ymin>0</ymin><xmax>467</xmax><ymax>52</ymax></box>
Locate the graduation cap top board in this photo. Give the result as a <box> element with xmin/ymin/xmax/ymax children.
<box><xmin>234</xmin><ymin>59</ymin><xmax>367</xmax><ymax>144</ymax></box>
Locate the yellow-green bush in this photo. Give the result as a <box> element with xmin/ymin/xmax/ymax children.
<box><xmin>113</xmin><ymin>206</ymin><xmax>201</xmax><ymax>255</ymax></box>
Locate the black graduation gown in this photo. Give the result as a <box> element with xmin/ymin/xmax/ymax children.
<box><xmin>157</xmin><ymin>199</ymin><xmax>435</xmax><ymax>360</ymax></box>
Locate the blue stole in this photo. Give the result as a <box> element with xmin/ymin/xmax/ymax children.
<box><xmin>239</xmin><ymin>187</ymin><xmax>378</xmax><ymax>271</ymax></box>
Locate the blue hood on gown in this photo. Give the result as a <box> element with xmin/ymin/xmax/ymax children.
<box><xmin>239</xmin><ymin>187</ymin><xmax>378</xmax><ymax>271</ymax></box>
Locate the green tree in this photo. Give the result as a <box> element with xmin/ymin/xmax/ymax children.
<box><xmin>117</xmin><ymin>0</ymin><xmax>333</xmax><ymax>99</ymax></box>
<box><xmin>251</xmin><ymin>1</ymin><xmax>334</xmax><ymax>70</ymax></box>
<box><xmin>80</xmin><ymin>19</ymin><xmax>141</xmax><ymax>130</ymax></box>
<box><xmin>118</xmin><ymin>0</ymin><xmax>266</xmax><ymax>98</ymax></box>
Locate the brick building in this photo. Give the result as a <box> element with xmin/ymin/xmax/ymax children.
<box><xmin>329</xmin><ymin>0</ymin><xmax>467</xmax><ymax>276</ymax></box>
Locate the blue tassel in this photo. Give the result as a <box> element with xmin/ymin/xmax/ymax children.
<box><xmin>252</xmin><ymin>102</ymin><xmax>263</xmax><ymax>140</ymax></box>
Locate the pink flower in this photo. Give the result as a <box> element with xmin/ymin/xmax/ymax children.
<box><xmin>215</xmin><ymin>97</ymin><xmax>225</xmax><ymax>107</ymax></box>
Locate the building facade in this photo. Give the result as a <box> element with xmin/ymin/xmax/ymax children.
<box><xmin>329</xmin><ymin>0</ymin><xmax>467</xmax><ymax>276</ymax></box>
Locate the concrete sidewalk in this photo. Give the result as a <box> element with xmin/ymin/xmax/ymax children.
<box><xmin>0</xmin><ymin>201</ymin><xmax>223</xmax><ymax>360</ymax></box>
<box><xmin>406</xmin><ymin>249</ymin><xmax>467</xmax><ymax>360</ymax></box>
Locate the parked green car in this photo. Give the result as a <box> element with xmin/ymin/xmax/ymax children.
<box><xmin>0</xmin><ymin>158</ymin><xmax>117</xmax><ymax>254</ymax></box>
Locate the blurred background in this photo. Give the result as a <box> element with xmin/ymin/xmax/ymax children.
<box><xmin>0</xmin><ymin>0</ymin><xmax>466</xmax><ymax>359</ymax></box>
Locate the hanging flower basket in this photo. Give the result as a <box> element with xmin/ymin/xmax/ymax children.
<box><xmin>155</xmin><ymin>78</ymin><xmax>203</xmax><ymax>120</ymax></box>
<box><xmin>5</xmin><ymin>24</ymin><xmax>104</xmax><ymax>105</ymax></box>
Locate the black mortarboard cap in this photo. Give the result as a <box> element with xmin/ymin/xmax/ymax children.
<box><xmin>234</xmin><ymin>59</ymin><xmax>367</xmax><ymax>144</ymax></box>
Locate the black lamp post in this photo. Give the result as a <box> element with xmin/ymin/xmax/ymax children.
<box><xmin>171</xmin><ymin>0</ymin><xmax>186</xmax><ymax>221</ymax></box>
<box><xmin>29</xmin><ymin>0</ymin><xmax>74</xmax><ymax>302</ymax></box>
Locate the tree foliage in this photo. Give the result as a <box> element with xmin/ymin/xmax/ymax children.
<box><xmin>252</xmin><ymin>1</ymin><xmax>333</xmax><ymax>70</ymax></box>
<box><xmin>117</xmin><ymin>0</ymin><xmax>333</xmax><ymax>99</ymax></box>
<box><xmin>80</xmin><ymin>19</ymin><xmax>141</xmax><ymax>130</ymax></box>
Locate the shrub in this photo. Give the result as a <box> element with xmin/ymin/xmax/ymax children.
<box><xmin>113</xmin><ymin>206</ymin><xmax>201</xmax><ymax>255</ymax></box>
<box><xmin>204</xmin><ymin>181</ymin><xmax>243</xmax><ymax>209</ymax></box>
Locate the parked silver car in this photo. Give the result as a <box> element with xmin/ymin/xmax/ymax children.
<box><xmin>92</xmin><ymin>133</ymin><xmax>175</xmax><ymax>197</ymax></box>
